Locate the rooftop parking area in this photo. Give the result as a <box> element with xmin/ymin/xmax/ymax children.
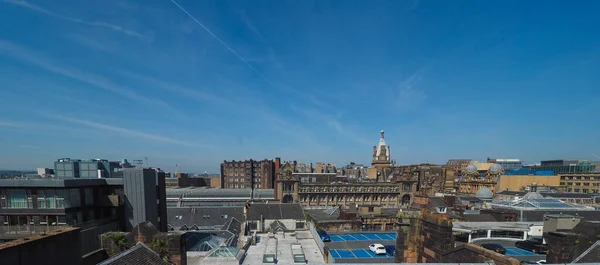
<box><xmin>325</xmin><ymin>232</ymin><xmax>397</xmax><ymax>263</ymax></box>
<box><xmin>329</xmin><ymin>233</ymin><xmax>396</xmax><ymax>242</ymax></box>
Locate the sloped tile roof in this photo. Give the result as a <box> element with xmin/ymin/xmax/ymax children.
<box><xmin>97</xmin><ymin>242</ymin><xmax>167</xmax><ymax>265</ymax></box>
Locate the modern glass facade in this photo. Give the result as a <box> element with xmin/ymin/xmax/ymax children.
<box><xmin>54</xmin><ymin>158</ymin><xmax>122</xmax><ymax>179</ymax></box>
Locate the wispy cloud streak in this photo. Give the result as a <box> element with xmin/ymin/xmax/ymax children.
<box><xmin>0</xmin><ymin>40</ymin><xmax>167</xmax><ymax>107</ymax></box>
<box><xmin>0</xmin><ymin>121</ymin><xmax>21</xmax><ymax>128</ymax></box>
<box><xmin>168</xmin><ymin>0</ymin><xmax>286</xmax><ymax>93</ymax></box>
<box><xmin>53</xmin><ymin>116</ymin><xmax>207</xmax><ymax>148</ymax></box>
<box><xmin>3</xmin><ymin>0</ymin><xmax>149</xmax><ymax>39</ymax></box>
<box><xmin>396</xmin><ymin>71</ymin><xmax>427</xmax><ymax>109</ymax></box>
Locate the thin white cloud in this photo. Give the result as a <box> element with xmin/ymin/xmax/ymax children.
<box><xmin>3</xmin><ymin>0</ymin><xmax>150</xmax><ymax>39</ymax></box>
<box><xmin>121</xmin><ymin>71</ymin><xmax>317</xmax><ymax>144</ymax></box>
<box><xmin>53</xmin><ymin>116</ymin><xmax>207</xmax><ymax>148</ymax></box>
<box><xmin>290</xmin><ymin>105</ymin><xmax>371</xmax><ymax>146</ymax></box>
<box><xmin>120</xmin><ymin>71</ymin><xmax>228</xmax><ymax>104</ymax></box>
<box><xmin>0</xmin><ymin>40</ymin><xmax>168</xmax><ymax>107</ymax></box>
<box><xmin>396</xmin><ymin>71</ymin><xmax>427</xmax><ymax>109</ymax></box>
<box><xmin>0</xmin><ymin>121</ymin><xmax>21</xmax><ymax>128</ymax></box>
<box><xmin>239</xmin><ymin>10</ymin><xmax>265</xmax><ymax>41</ymax></box>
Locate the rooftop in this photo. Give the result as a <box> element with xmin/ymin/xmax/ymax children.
<box><xmin>0</xmin><ymin>227</ymin><xmax>79</xmax><ymax>250</ymax></box>
<box><xmin>489</xmin><ymin>198</ymin><xmax>595</xmax><ymax>210</ymax></box>
<box><xmin>166</xmin><ymin>187</ymin><xmax>274</xmax><ymax>199</ymax></box>
<box><xmin>0</xmin><ymin>178</ymin><xmax>123</xmax><ymax>187</ymax></box>
<box><xmin>452</xmin><ymin>221</ymin><xmax>543</xmax><ymax>233</ymax></box>
<box><xmin>97</xmin><ymin>242</ymin><xmax>168</xmax><ymax>265</ymax></box>
<box><xmin>246</xmin><ymin>202</ymin><xmax>305</xmax><ymax>220</ymax></box>
<box><xmin>242</xmin><ymin>232</ymin><xmax>324</xmax><ymax>265</ymax></box>
<box><xmin>167</xmin><ymin>206</ymin><xmax>245</xmax><ymax>229</ymax></box>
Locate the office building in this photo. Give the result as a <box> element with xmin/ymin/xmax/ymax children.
<box><xmin>339</xmin><ymin>162</ymin><xmax>368</xmax><ymax>179</ymax></box>
<box><xmin>36</xmin><ymin>168</ymin><xmax>53</xmax><ymax>177</ymax></box>
<box><xmin>486</xmin><ymin>158</ymin><xmax>522</xmax><ymax>170</ymax></box>
<box><xmin>54</xmin><ymin>158</ymin><xmax>123</xmax><ymax>179</ymax></box>
<box><xmin>220</xmin><ymin>159</ymin><xmax>275</xmax><ymax>189</ymax></box>
<box><xmin>528</xmin><ymin>159</ymin><xmax>596</xmax><ymax>174</ymax></box>
<box><xmin>558</xmin><ymin>172</ymin><xmax>600</xmax><ymax>193</ymax></box>
<box><xmin>122</xmin><ymin>168</ymin><xmax>167</xmax><ymax>232</ymax></box>
<box><xmin>496</xmin><ymin>174</ymin><xmax>560</xmax><ymax>191</ymax></box>
<box><xmin>0</xmin><ymin>178</ymin><xmax>124</xmax><ymax>253</ymax></box>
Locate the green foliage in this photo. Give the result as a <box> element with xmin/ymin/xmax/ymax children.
<box><xmin>150</xmin><ymin>238</ymin><xmax>172</xmax><ymax>264</ymax></box>
<box><xmin>575</xmin><ymin>239</ymin><xmax>580</xmax><ymax>245</ymax></box>
<box><xmin>105</xmin><ymin>232</ymin><xmax>129</xmax><ymax>249</ymax></box>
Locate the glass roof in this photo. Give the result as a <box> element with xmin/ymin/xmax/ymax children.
<box><xmin>491</xmin><ymin>198</ymin><xmax>591</xmax><ymax>210</ymax></box>
<box><xmin>207</xmin><ymin>246</ymin><xmax>240</xmax><ymax>258</ymax></box>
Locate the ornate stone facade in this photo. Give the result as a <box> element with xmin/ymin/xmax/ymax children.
<box><xmin>457</xmin><ymin>164</ymin><xmax>502</xmax><ymax>195</ymax></box>
<box><xmin>297</xmin><ymin>183</ymin><xmax>403</xmax><ymax>208</ymax></box>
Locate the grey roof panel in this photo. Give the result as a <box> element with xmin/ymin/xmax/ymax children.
<box><xmin>246</xmin><ymin>203</ymin><xmax>305</xmax><ymax>220</ymax></box>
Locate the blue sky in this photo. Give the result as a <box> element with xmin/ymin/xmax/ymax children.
<box><xmin>1</xmin><ymin>0</ymin><xmax>599</xmax><ymax>172</ymax></box>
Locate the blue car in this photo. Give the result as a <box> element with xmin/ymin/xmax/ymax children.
<box><xmin>384</xmin><ymin>245</ymin><xmax>395</xmax><ymax>255</ymax></box>
<box><xmin>317</xmin><ymin>229</ymin><xmax>331</xmax><ymax>242</ymax></box>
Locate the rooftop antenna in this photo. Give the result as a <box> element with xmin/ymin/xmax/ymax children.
<box><xmin>144</xmin><ymin>157</ymin><xmax>149</xmax><ymax>168</ymax></box>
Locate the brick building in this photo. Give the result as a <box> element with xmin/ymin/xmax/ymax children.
<box><xmin>220</xmin><ymin>159</ymin><xmax>276</xmax><ymax>189</ymax></box>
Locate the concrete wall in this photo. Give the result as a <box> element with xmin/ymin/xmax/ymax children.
<box><xmin>496</xmin><ymin>175</ymin><xmax>560</xmax><ymax>191</ymax></box>
<box><xmin>0</xmin><ymin>227</ymin><xmax>82</xmax><ymax>265</ymax></box>
<box><xmin>314</xmin><ymin>221</ymin><xmax>362</xmax><ymax>232</ymax></box>
<box><xmin>123</xmin><ymin>168</ymin><xmax>160</xmax><ymax>232</ymax></box>
<box><xmin>80</xmin><ymin>220</ymin><xmax>121</xmax><ymax>255</ymax></box>
<box><xmin>308</xmin><ymin>222</ymin><xmax>325</xmax><ymax>256</ymax></box>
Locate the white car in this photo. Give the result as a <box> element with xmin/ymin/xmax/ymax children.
<box><xmin>369</xmin><ymin>244</ymin><xmax>386</xmax><ymax>255</ymax></box>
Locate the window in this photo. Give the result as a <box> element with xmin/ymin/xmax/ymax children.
<box><xmin>221</xmin><ymin>214</ymin><xmax>228</xmax><ymax>219</ymax></box>
<box><xmin>203</xmin><ymin>215</ymin><xmax>210</xmax><ymax>219</ymax></box>
<box><xmin>296</xmin><ymin>221</ymin><xmax>305</xmax><ymax>229</ymax></box>
<box><xmin>6</xmin><ymin>189</ymin><xmax>28</xmax><ymax>208</ymax></box>
<box><xmin>368</xmin><ymin>206</ymin><xmax>374</xmax><ymax>212</ymax></box>
<box><xmin>37</xmin><ymin>190</ymin><xmax>46</xmax><ymax>209</ymax></box>
<box><xmin>175</xmin><ymin>215</ymin><xmax>183</xmax><ymax>220</ymax></box>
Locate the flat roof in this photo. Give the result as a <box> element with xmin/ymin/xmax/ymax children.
<box><xmin>242</xmin><ymin>231</ymin><xmax>324</xmax><ymax>265</ymax></box>
<box><xmin>0</xmin><ymin>227</ymin><xmax>80</xmax><ymax>249</ymax></box>
<box><xmin>452</xmin><ymin>222</ymin><xmax>543</xmax><ymax>233</ymax></box>
<box><xmin>166</xmin><ymin>187</ymin><xmax>274</xmax><ymax>199</ymax></box>
<box><xmin>0</xmin><ymin>178</ymin><xmax>123</xmax><ymax>188</ymax></box>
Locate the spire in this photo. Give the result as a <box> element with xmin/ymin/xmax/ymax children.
<box><xmin>380</xmin><ymin>130</ymin><xmax>384</xmax><ymax>139</ymax></box>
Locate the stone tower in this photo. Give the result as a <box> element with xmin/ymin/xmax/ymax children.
<box><xmin>368</xmin><ymin>130</ymin><xmax>392</xmax><ymax>180</ymax></box>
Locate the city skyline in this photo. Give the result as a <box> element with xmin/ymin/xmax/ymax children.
<box><xmin>1</xmin><ymin>0</ymin><xmax>600</xmax><ymax>172</ymax></box>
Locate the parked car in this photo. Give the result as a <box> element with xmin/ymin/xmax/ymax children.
<box><xmin>481</xmin><ymin>243</ymin><xmax>506</xmax><ymax>254</ymax></box>
<box><xmin>316</xmin><ymin>229</ymin><xmax>331</xmax><ymax>242</ymax></box>
<box><xmin>384</xmin><ymin>245</ymin><xmax>396</xmax><ymax>255</ymax></box>
<box><xmin>515</xmin><ymin>238</ymin><xmax>548</xmax><ymax>254</ymax></box>
<box><xmin>520</xmin><ymin>260</ymin><xmax>546</xmax><ymax>265</ymax></box>
<box><xmin>369</xmin><ymin>244</ymin><xmax>387</xmax><ymax>255</ymax></box>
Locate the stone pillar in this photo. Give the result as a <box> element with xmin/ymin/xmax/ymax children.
<box><xmin>416</xmin><ymin>210</ymin><xmax>454</xmax><ymax>263</ymax></box>
<box><xmin>487</xmin><ymin>230</ymin><xmax>492</xmax><ymax>239</ymax></box>
<box><xmin>394</xmin><ymin>221</ymin><xmax>407</xmax><ymax>263</ymax></box>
